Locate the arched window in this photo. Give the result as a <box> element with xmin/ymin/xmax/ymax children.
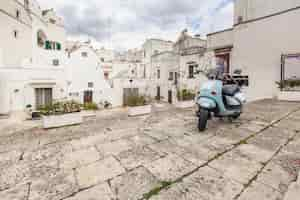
<box><xmin>37</xmin><ymin>30</ymin><xmax>47</xmax><ymax>48</ymax></box>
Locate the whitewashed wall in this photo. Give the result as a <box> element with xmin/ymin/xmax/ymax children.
<box><xmin>0</xmin><ymin>0</ymin><xmax>32</xmax><ymax>67</ymax></box>
<box><xmin>234</xmin><ymin>0</ymin><xmax>300</xmax><ymax>24</ymax></box>
<box><xmin>66</xmin><ymin>45</ymin><xmax>113</xmax><ymax>105</ymax></box>
<box><xmin>232</xmin><ymin>8</ymin><xmax>300</xmax><ymax>101</ymax></box>
<box><xmin>207</xmin><ymin>29</ymin><xmax>234</xmax><ymax>49</ymax></box>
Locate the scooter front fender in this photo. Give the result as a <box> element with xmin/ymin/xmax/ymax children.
<box><xmin>197</xmin><ymin>98</ymin><xmax>216</xmax><ymax>110</ymax></box>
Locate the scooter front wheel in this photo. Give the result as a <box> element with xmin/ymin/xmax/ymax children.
<box><xmin>198</xmin><ymin>109</ymin><xmax>209</xmax><ymax>132</ymax></box>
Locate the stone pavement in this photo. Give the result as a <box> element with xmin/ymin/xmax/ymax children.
<box><xmin>1</xmin><ymin>99</ymin><xmax>300</xmax><ymax>200</ymax></box>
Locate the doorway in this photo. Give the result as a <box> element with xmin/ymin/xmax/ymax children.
<box><xmin>123</xmin><ymin>88</ymin><xmax>139</xmax><ymax>106</ymax></box>
<box><xmin>168</xmin><ymin>90</ymin><xmax>172</xmax><ymax>104</ymax></box>
<box><xmin>156</xmin><ymin>86</ymin><xmax>161</xmax><ymax>101</ymax></box>
<box><xmin>84</xmin><ymin>90</ymin><xmax>93</xmax><ymax>104</ymax></box>
<box><xmin>35</xmin><ymin>88</ymin><xmax>53</xmax><ymax>108</ymax></box>
<box><xmin>215</xmin><ymin>47</ymin><xmax>232</xmax><ymax>74</ymax></box>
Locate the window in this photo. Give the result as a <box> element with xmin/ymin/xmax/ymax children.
<box><xmin>35</xmin><ymin>88</ymin><xmax>53</xmax><ymax>108</ymax></box>
<box><xmin>52</xmin><ymin>59</ymin><xmax>59</xmax><ymax>66</ymax></box>
<box><xmin>45</xmin><ymin>41</ymin><xmax>51</xmax><ymax>49</ymax></box>
<box><xmin>37</xmin><ymin>30</ymin><xmax>46</xmax><ymax>47</ymax></box>
<box><xmin>13</xmin><ymin>30</ymin><xmax>18</xmax><ymax>38</ymax></box>
<box><xmin>24</xmin><ymin>0</ymin><xmax>29</xmax><ymax>9</ymax></box>
<box><xmin>101</xmin><ymin>58</ymin><xmax>105</xmax><ymax>62</ymax></box>
<box><xmin>188</xmin><ymin>65</ymin><xmax>194</xmax><ymax>79</ymax></box>
<box><xmin>169</xmin><ymin>72</ymin><xmax>174</xmax><ymax>81</ymax></box>
<box><xmin>81</xmin><ymin>52</ymin><xmax>88</xmax><ymax>57</ymax></box>
<box><xmin>157</xmin><ymin>69</ymin><xmax>160</xmax><ymax>79</ymax></box>
<box><xmin>104</xmin><ymin>72</ymin><xmax>109</xmax><ymax>79</ymax></box>
<box><xmin>16</xmin><ymin>10</ymin><xmax>20</xmax><ymax>19</ymax></box>
<box><xmin>49</xmin><ymin>19</ymin><xmax>56</xmax><ymax>24</ymax></box>
<box><xmin>174</xmin><ymin>72</ymin><xmax>178</xmax><ymax>85</ymax></box>
<box><xmin>88</xmin><ymin>82</ymin><xmax>94</xmax><ymax>88</ymax></box>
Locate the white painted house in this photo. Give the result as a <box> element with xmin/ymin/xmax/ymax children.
<box><xmin>207</xmin><ymin>0</ymin><xmax>300</xmax><ymax>101</ymax></box>
<box><xmin>174</xmin><ymin>30</ymin><xmax>208</xmax><ymax>97</ymax></box>
<box><xmin>96</xmin><ymin>48</ymin><xmax>115</xmax><ymax>80</ymax></box>
<box><xmin>0</xmin><ymin>0</ymin><xmax>67</xmax><ymax>115</ymax></box>
<box><xmin>66</xmin><ymin>42</ymin><xmax>113</xmax><ymax>105</ymax></box>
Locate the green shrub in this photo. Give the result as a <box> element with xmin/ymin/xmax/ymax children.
<box><xmin>127</xmin><ymin>95</ymin><xmax>148</xmax><ymax>107</ymax></box>
<box><xmin>177</xmin><ymin>89</ymin><xmax>195</xmax><ymax>101</ymax></box>
<box><xmin>276</xmin><ymin>79</ymin><xmax>300</xmax><ymax>90</ymax></box>
<box><xmin>37</xmin><ymin>100</ymin><xmax>81</xmax><ymax>116</ymax></box>
<box><xmin>83</xmin><ymin>102</ymin><xmax>99</xmax><ymax>110</ymax></box>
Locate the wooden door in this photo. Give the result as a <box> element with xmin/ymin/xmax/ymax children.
<box><xmin>168</xmin><ymin>90</ymin><xmax>172</xmax><ymax>104</ymax></box>
<box><xmin>156</xmin><ymin>86</ymin><xmax>161</xmax><ymax>100</ymax></box>
<box><xmin>84</xmin><ymin>90</ymin><xmax>93</xmax><ymax>103</ymax></box>
<box><xmin>123</xmin><ymin>88</ymin><xmax>139</xmax><ymax>106</ymax></box>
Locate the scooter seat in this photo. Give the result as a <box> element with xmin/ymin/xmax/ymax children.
<box><xmin>222</xmin><ymin>85</ymin><xmax>240</xmax><ymax>96</ymax></box>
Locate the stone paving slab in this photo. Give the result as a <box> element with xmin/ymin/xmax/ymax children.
<box><xmin>284</xmin><ymin>172</ymin><xmax>300</xmax><ymax>200</ymax></box>
<box><xmin>128</xmin><ymin>134</ymin><xmax>158</xmax><ymax>147</ymax></box>
<box><xmin>1</xmin><ymin>100</ymin><xmax>300</xmax><ymax>200</ymax></box>
<box><xmin>247</xmin><ymin>127</ymin><xmax>288</xmax><ymax>152</ymax></box>
<box><xmin>96</xmin><ymin>139</ymin><xmax>133</xmax><ymax>156</ymax></box>
<box><xmin>69</xmin><ymin>133</ymin><xmax>108</xmax><ymax>150</ymax></box>
<box><xmin>145</xmin><ymin>154</ymin><xmax>197</xmax><ymax>182</ymax></box>
<box><xmin>64</xmin><ymin>182</ymin><xmax>115</xmax><ymax>200</ymax></box>
<box><xmin>148</xmin><ymin>140</ymin><xmax>187</xmax><ymax>157</ymax></box>
<box><xmin>180</xmin><ymin>143</ymin><xmax>219</xmax><ymax>166</ymax></box>
<box><xmin>0</xmin><ymin>162</ymin><xmax>30</xmax><ymax>191</ymax></box>
<box><xmin>61</xmin><ymin>147</ymin><xmax>101</xmax><ymax>169</ymax></box>
<box><xmin>209</xmin><ymin>150</ymin><xmax>263</xmax><ymax>184</ymax></box>
<box><xmin>110</xmin><ymin>167</ymin><xmax>160</xmax><ymax>200</ymax></box>
<box><xmin>29</xmin><ymin>171</ymin><xmax>77</xmax><ymax>200</ymax></box>
<box><xmin>233</xmin><ymin>143</ymin><xmax>274</xmax><ymax>164</ymax></box>
<box><xmin>117</xmin><ymin>146</ymin><xmax>161</xmax><ymax>170</ymax></box>
<box><xmin>237</xmin><ymin>181</ymin><xmax>284</xmax><ymax>200</ymax></box>
<box><xmin>0</xmin><ymin>183</ymin><xmax>29</xmax><ymax>200</ymax></box>
<box><xmin>256</xmin><ymin>161</ymin><xmax>294</xmax><ymax>194</ymax></box>
<box><xmin>150</xmin><ymin>166</ymin><xmax>243</xmax><ymax>200</ymax></box>
<box><xmin>144</xmin><ymin>129</ymin><xmax>170</xmax><ymax>141</ymax></box>
<box><xmin>75</xmin><ymin>156</ymin><xmax>125</xmax><ymax>189</ymax></box>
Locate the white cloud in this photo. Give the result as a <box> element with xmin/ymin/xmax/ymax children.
<box><xmin>37</xmin><ymin>0</ymin><xmax>233</xmax><ymax>50</ymax></box>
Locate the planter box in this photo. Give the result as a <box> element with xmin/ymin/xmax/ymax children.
<box><xmin>277</xmin><ymin>91</ymin><xmax>300</xmax><ymax>102</ymax></box>
<box><xmin>128</xmin><ymin>105</ymin><xmax>152</xmax><ymax>116</ymax></box>
<box><xmin>175</xmin><ymin>100</ymin><xmax>195</xmax><ymax>108</ymax></box>
<box><xmin>43</xmin><ymin>113</ymin><xmax>83</xmax><ymax>129</ymax></box>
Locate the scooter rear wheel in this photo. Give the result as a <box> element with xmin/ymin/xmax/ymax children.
<box><xmin>198</xmin><ymin>109</ymin><xmax>209</xmax><ymax>132</ymax></box>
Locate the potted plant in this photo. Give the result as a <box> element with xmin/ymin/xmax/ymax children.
<box><xmin>175</xmin><ymin>89</ymin><xmax>196</xmax><ymax>108</ymax></box>
<box><xmin>39</xmin><ymin>100</ymin><xmax>83</xmax><ymax>129</ymax></box>
<box><xmin>276</xmin><ymin>79</ymin><xmax>300</xmax><ymax>101</ymax></box>
<box><xmin>127</xmin><ymin>95</ymin><xmax>152</xmax><ymax>116</ymax></box>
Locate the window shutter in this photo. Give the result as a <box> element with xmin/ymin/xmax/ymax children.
<box><xmin>56</xmin><ymin>43</ymin><xmax>61</xmax><ymax>50</ymax></box>
<box><xmin>45</xmin><ymin>41</ymin><xmax>51</xmax><ymax>50</ymax></box>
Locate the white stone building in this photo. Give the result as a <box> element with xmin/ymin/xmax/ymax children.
<box><xmin>151</xmin><ymin>51</ymin><xmax>179</xmax><ymax>103</ymax></box>
<box><xmin>0</xmin><ymin>0</ymin><xmax>67</xmax><ymax>115</ymax></box>
<box><xmin>66</xmin><ymin>42</ymin><xmax>113</xmax><ymax>105</ymax></box>
<box><xmin>96</xmin><ymin>48</ymin><xmax>115</xmax><ymax>80</ymax></box>
<box><xmin>142</xmin><ymin>39</ymin><xmax>174</xmax><ymax>79</ymax></box>
<box><xmin>174</xmin><ymin>30</ymin><xmax>208</xmax><ymax>97</ymax></box>
<box><xmin>207</xmin><ymin>0</ymin><xmax>300</xmax><ymax>101</ymax></box>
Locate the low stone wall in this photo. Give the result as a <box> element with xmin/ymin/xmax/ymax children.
<box><xmin>277</xmin><ymin>92</ymin><xmax>300</xmax><ymax>102</ymax></box>
<box><xmin>128</xmin><ymin>105</ymin><xmax>152</xmax><ymax>116</ymax></box>
<box><xmin>43</xmin><ymin>113</ymin><xmax>83</xmax><ymax>129</ymax></box>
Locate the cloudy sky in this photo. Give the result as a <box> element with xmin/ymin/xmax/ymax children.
<box><xmin>38</xmin><ymin>0</ymin><xmax>233</xmax><ymax>50</ymax></box>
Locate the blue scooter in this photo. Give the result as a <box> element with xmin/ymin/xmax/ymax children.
<box><xmin>196</xmin><ymin>71</ymin><xmax>246</xmax><ymax>131</ymax></box>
